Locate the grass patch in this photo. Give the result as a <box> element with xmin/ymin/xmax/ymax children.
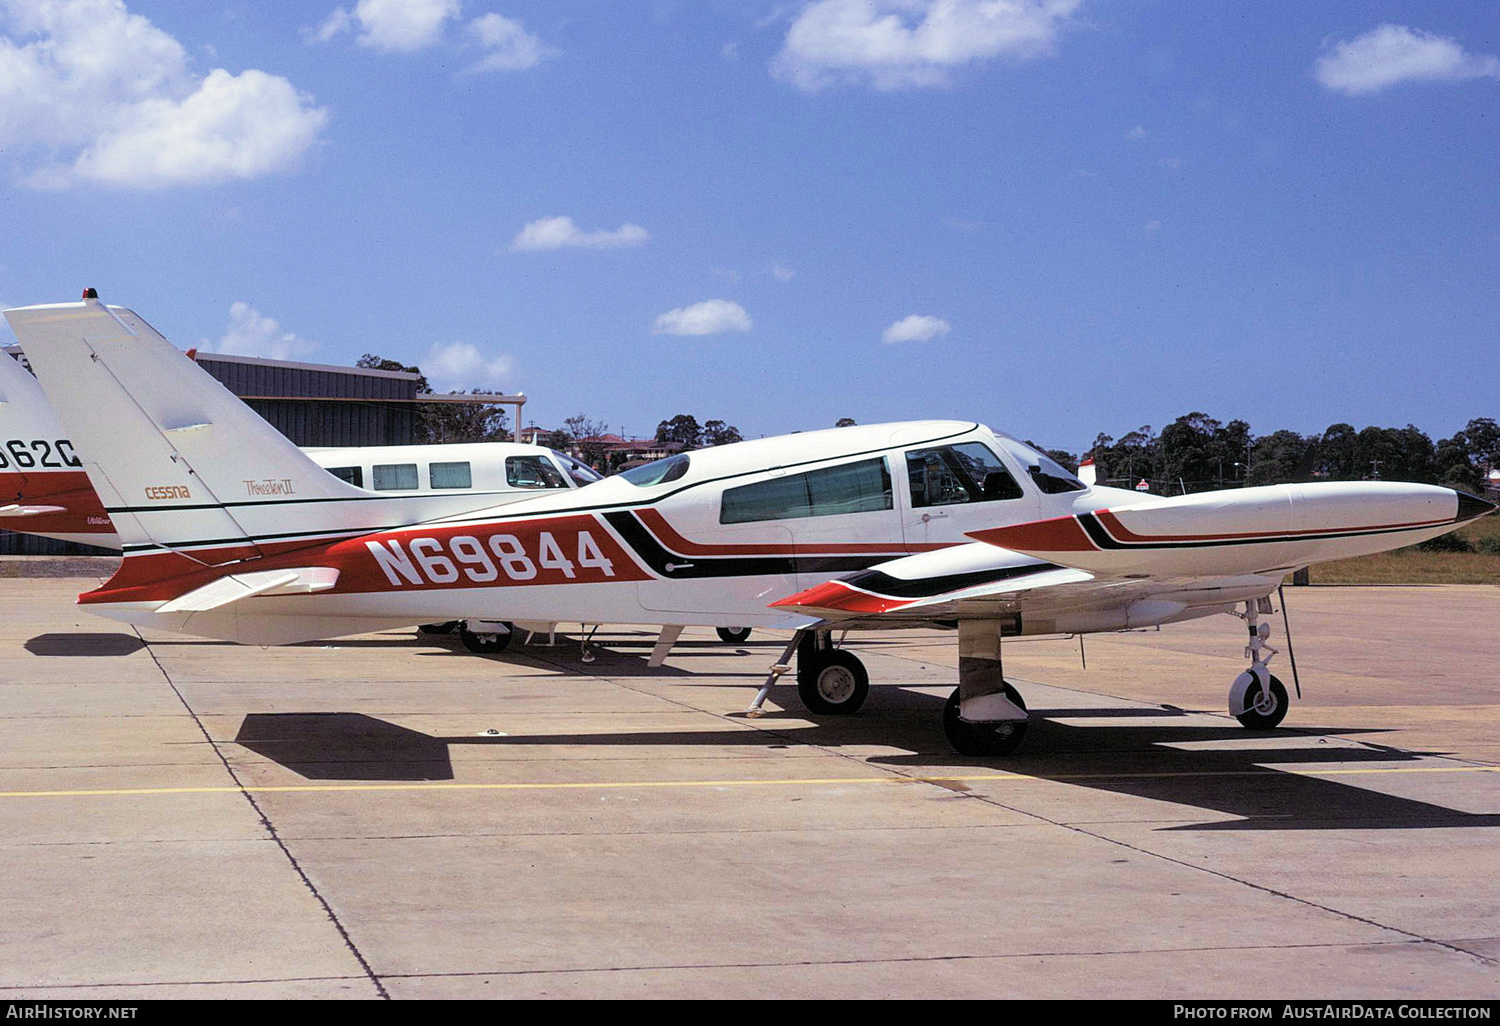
<box><xmin>1311</xmin><ymin>514</ymin><xmax>1500</xmax><ymax>584</ymax></box>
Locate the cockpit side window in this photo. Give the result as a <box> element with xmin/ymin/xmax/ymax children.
<box><xmin>905</xmin><ymin>443</ymin><xmax>1023</xmax><ymax>508</ymax></box>
<box><xmin>995</xmin><ymin>438</ymin><xmax>1087</xmax><ymax>494</ymax></box>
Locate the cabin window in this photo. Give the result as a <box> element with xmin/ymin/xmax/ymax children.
<box><xmin>905</xmin><ymin>443</ymin><xmax>1023</xmax><ymax>508</ymax></box>
<box><xmin>620</xmin><ymin>453</ymin><xmax>691</xmax><ymax>487</ymax></box>
<box><xmin>430</xmin><ymin>461</ymin><xmax>472</xmax><ymax>489</ymax></box>
<box><xmin>372</xmin><ymin>463</ymin><xmax>419</xmax><ymax>491</ymax></box>
<box><xmin>720</xmin><ymin>457</ymin><xmax>892</xmax><ymax>524</ymax></box>
<box><xmin>995</xmin><ymin>438</ymin><xmax>1087</xmax><ymax>494</ymax></box>
<box><xmin>327</xmin><ymin>466</ymin><xmax>363</xmax><ymax>488</ymax></box>
<box><xmin>506</xmin><ymin>455</ymin><xmax>568</xmax><ymax>489</ymax></box>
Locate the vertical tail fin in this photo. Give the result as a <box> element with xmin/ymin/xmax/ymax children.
<box><xmin>4</xmin><ymin>296</ymin><xmax>369</xmax><ymax>561</ymax></box>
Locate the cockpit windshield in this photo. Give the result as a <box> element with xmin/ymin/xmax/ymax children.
<box><xmin>995</xmin><ymin>438</ymin><xmax>1087</xmax><ymax>494</ymax></box>
<box><xmin>549</xmin><ymin>450</ymin><xmax>604</xmax><ymax>488</ymax></box>
<box><xmin>619</xmin><ymin>453</ymin><xmax>691</xmax><ymax>487</ymax></box>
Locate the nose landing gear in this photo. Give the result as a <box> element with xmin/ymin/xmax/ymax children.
<box><xmin>1228</xmin><ymin>598</ymin><xmax>1290</xmax><ymax>729</ymax></box>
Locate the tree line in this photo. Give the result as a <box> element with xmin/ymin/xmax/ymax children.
<box><xmin>1079</xmin><ymin>412</ymin><xmax>1498</xmax><ymax>495</ymax></box>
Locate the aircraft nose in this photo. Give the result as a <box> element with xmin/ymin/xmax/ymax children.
<box><xmin>1455</xmin><ymin>490</ymin><xmax>1498</xmax><ymax>521</ymax></box>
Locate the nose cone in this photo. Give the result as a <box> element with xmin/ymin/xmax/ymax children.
<box><xmin>1455</xmin><ymin>491</ymin><xmax>1498</xmax><ymax>522</ymax></box>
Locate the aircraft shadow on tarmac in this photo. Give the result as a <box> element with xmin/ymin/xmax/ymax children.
<box><xmin>232</xmin><ymin>686</ymin><xmax>1500</xmax><ymax>832</ymax></box>
<box><xmin>24</xmin><ymin>632</ymin><xmax>146</xmax><ymax>656</ymax></box>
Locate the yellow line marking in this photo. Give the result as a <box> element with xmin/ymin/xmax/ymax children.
<box><xmin>0</xmin><ymin>765</ymin><xmax>1495</xmax><ymax>799</ymax></box>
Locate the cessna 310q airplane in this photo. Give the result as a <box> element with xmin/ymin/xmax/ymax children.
<box><xmin>6</xmin><ymin>294</ymin><xmax>1493</xmax><ymax>754</ymax></box>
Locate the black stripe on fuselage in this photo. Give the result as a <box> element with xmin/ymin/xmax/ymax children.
<box><xmin>601</xmin><ymin>511</ymin><xmax>900</xmax><ymax>579</ymax></box>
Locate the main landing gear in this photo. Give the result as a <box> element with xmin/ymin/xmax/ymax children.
<box><xmin>743</xmin><ymin>623</ymin><xmax>1029</xmax><ymax>754</ymax></box>
<box><xmin>795</xmin><ymin>631</ymin><xmax>869</xmax><ymax>714</ymax></box>
<box><xmin>1227</xmin><ymin>597</ymin><xmax>1290</xmax><ymax>729</ymax></box>
<box><xmin>942</xmin><ymin>618</ymin><xmax>1030</xmax><ymax>756</ymax></box>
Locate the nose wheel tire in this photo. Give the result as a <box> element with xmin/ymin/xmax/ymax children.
<box><xmin>459</xmin><ymin>623</ymin><xmax>513</xmax><ymax>654</ymax></box>
<box><xmin>1235</xmin><ymin>673</ymin><xmax>1289</xmax><ymax>730</ymax></box>
<box><xmin>943</xmin><ymin>685</ymin><xmax>1029</xmax><ymax>756</ymax></box>
<box><xmin>796</xmin><ymin>648</ymin><xmax>869</xmax><ymax>715</ymax></box>
<box><xmin>716</xmin><ymin>627</ymin><xmax>752</xmax><ymax>644</ymax></box>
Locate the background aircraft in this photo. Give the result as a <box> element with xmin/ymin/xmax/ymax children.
<box><xmin>7</xmin><ymin>295</ymin><xmax>1492</xmax><ymax>754</ymax></box>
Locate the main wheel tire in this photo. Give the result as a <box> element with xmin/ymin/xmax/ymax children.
<box><xmin>459</xmin><ymin>623</ymin><xmax>513</xmax><ymax>654</ymax></box>
<box><xmin>1235</xmin><ymin>673</ymin><xmax>1289</xmax><ymax>729</ymax></box>
<box><xmin>796</xmin><ymin>648</ymin><xmax>869</xmax><ymax>715</ymax></box>
<box><xmin>943</xmin><ymin>685</ymin><xmax>1029</xmax><ymax>756</ymax></box>
<box><xmin>716</xmin><ymin>626</ymin><xmax>752</xmax><ymax>644</ymax></box>
<box><xmin>418</xmin><ymin>621</ymin><xmax>460</xmax><ymax>635</ymax></box>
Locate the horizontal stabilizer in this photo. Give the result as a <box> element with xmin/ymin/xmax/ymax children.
<box><xmin>157</xmin><ymin>567</ymin><xmax>340</xmax><ymax>613</ymax></box>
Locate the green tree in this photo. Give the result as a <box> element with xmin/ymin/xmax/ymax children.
<box><xmin>701</xmin><ymin>419</ymin><xmax>743</xmax><ymax>447</ymax></box>
<box><xmin>655</xmin><ymin>414</ymin><xmax>702</xmax><ymax>449</ymax></box>
<box><xmin>1249</xmin><ymin>430</ymin><xmax>1317</xmax><ymax>486</ymax></box>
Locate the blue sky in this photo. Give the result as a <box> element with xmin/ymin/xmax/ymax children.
<box><xmin>1</xmin><ymin>1</ymin><xmax>1495</xmax><ymax>454</ymax></box>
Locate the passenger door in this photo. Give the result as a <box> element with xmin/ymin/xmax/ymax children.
<box><xmin>900</xmin><ymin>442</ymin><xmax>1038</xmax><ymax>548</ymax></box>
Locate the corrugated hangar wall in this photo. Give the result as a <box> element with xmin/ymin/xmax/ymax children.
<box><xmin>195</xmin><ymin>353</ymin><xmax>420</xmax><ymax>448</ymax></box>
<box><xmin>1</xmin><ymin>353</ymin><xmax>421</xmax><ymax>555</ymax></box>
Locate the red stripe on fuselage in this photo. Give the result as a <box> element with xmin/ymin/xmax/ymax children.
<box><xmin>969</xmin><ymin>515</ymin><xmax>1097</xmax><ymax>552</ymax></box>
<box><xmin>81</xmin><ymin>513</ymin><xmax>652</xmax><ymax>606</ymax></box>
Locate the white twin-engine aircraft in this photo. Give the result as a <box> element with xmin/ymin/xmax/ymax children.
<box><xmin>5</xmin><ymin>295</ymin><xmax>1493</xmax><ymax>755</ymax></box>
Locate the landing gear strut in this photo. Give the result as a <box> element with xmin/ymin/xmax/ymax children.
<box><xmin>942</xmin><ymin>618</ymin><xmax>1030</xmax><ymax>756</ymax></box>
<box><xmin>796</xmin><ymin>631</ymin><xmax>868</xmax><ymax>714</ymax></box>
<box><xmin>1228</xmin><ymin>598</ymin><xmax>1290</xmax><ymax>729</ymax></box>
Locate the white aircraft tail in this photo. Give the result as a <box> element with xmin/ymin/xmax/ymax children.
<box><xmin>1076</xmin><ymin>457</ymin><xmax>1097</xmax><ymax>487</ymax></box>
<box><xmin>3</xmin><ymin>294</ymin><xmax>494</xmax><ymax>564</ymax></box>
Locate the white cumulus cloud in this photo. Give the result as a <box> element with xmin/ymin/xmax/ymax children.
<box><xmin>424</xmin><ymin>340</ymin><xmax>514</xmax><ymax>391</ymax></box>
<box><xmin>311</xmin><ymin>2</ymin><xmax>556</xmax><ymax>72</ymax></box>
<box><xmin>1315</xmin><ymin>24</ymin><xmax>1500</xmax><ymax>96</ymax></box>
<box><xmin>652</xmin><ymin>300</ymin><xmax>752</xmax><ymax>336</ymax></box>
<box><xmin>0</xmin><ymin>0</ymin><xmax>327</xmax><ymax>189</ymax></box>
<box><xmin>466</xmin><ymin>12</ymin><xmax>558</xmax><ymax>72</ymax></box>
<box><xmin>882</xmin><ymin>314</ymin><xmax>950</xmax><ymax>344</ymax></box>
<box><xmin>314</xmin><ymin>0</ymin><xmax>459</xmax><ymax>53</ymax></box>
<box><xmin>511</xmin><ymin>216</ymin><xmax>650</xmax><ymax>252</ymax></box>
<box><xmin>202</xmin><ymin>302</ymin><xmax>318</xmax><ymax>362</ymax></box>
<box><xmin>772</xmin><ymin>0</ymin><xmax>1083</xmax><ymax>91</ymax></box>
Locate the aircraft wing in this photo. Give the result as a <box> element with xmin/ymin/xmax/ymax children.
<box><xmin>769</xmin><ymin>541</ymin><xmax>1286</xmax><ymax>635</ymax></box>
